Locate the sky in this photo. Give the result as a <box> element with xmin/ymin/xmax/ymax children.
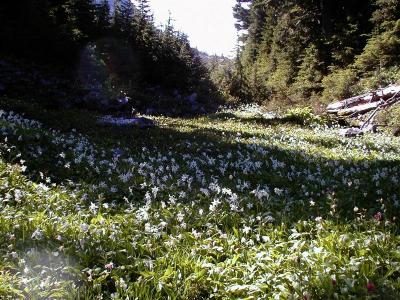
<box><xmin>149</xmin><ymin>0</ymin><xmax>237</xmax><ymax>57</ymax></box>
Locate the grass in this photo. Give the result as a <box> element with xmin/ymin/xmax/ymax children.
<box><xmin>0</xmin><ymin>98</ymin><xmax>400</xmax><ymax>299</ymax></box>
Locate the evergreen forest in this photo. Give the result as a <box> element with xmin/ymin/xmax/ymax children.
<box><xmin>227</xmin><ymin>0</ymin><xmax>400</xmax><ymax>105</ymax></box>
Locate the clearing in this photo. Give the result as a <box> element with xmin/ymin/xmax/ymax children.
<box><xmin>0</xmin><ymin>100</ymin><xmax>399</xmax><ymax>299</ymax></box>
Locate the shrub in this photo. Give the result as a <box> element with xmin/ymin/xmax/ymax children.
<box><xmin>358</xmin><ymin>66</ymin><xmax>400</xmax><ymax>90</ymax></box>
<box><xmin>376</xmin><ymin>103</ymin><xmax>400</xmax><ymax>128</ymax></box>
<box><xmin>284</xmin><ymin>106</ymin><xmax>322</xmax><ymax>126</ymax></box>
<box><xmin>321</xmin><ymin>67</ymin><xmax>362</xmax><ymax>102</ymax></box>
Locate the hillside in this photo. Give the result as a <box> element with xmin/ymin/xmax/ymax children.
<box><xmin>230</xmin><ymin>0</ymin><xmax>400</xmax><ymax>105</ymax></box>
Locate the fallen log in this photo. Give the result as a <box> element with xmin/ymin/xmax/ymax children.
<box><xmin>337</xmin><ymin>100</ymin><xmax>383</xmax><ymax>116</ymax></box>
<box><xmin>327</xmin><ymin>92</ymin><xmax>378</xmax><ymax>113</ymax></box>
<box><xmin>327</xmin><ymin>84</ymin><xmax>400</xmax><ymax>113</ymax></box>
<box><xmin>327</xmin><ymin>84</ymin><xmax>400</xmax><ymax>137</ymax></box>
<box><xmin>359</xmin><ymin>89</ymin><xmax>400</xmax><ymax>130</ymax></box>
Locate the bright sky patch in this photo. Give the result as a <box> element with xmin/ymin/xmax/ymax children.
<box><xmin>150</xmin><ymin>0</ymin><xmax>237</xmax><ymax>57</ymax></box>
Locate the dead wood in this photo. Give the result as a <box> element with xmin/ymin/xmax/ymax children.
<box><xmin>326</xmin><ymin>84</ymin><xmax>400</xmax><ymax>137</ymax></box>
<box><xmin>327</xmin><ymin>85</ymin><xmax>400</xmax><ymax>113</ymax></box>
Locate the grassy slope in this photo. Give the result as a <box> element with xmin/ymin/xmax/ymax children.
<box><xmin>0</xmin><ymin>98</ymin><xmax>400</xmax><ymax>299</ymax></box>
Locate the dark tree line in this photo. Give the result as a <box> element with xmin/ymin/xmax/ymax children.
<box><xmin>0</xmin><ymin>0</ymin><xmax>215</xmax><ymax>107</ymax></box>
<box><xmin>230</xmin><ymin>0</ymin><xmax>400</xmax><ymax>103</ymax></box>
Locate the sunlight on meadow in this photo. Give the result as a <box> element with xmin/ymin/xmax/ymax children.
<box><xmin>0</xmin><ymin>105</ymin><xmax>399</xmax><ymax>299</ymax></box>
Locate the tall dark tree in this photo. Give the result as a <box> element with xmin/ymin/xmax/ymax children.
<box><xmin>94</xmin><ymin>0</ymin><xmax>111</xmax><ymax>36</ymax></box>
<box><xmin>135</xmin><ymin>0</ymin><xmax>152</xmax><ymax>22</ymax></box>
<box><xmin>114</xmin><ymin>0</ymin><xmax>135</xmax><ymax>36</ymax></box>
<box><xmin>233</xmin><ymin>0</ymin><xmax>251</xmax><ymax>37</ymax></box>
<box><xmin>72</xmin><ymin>0</ymin><xmax>97</xmax><ymax>39</ymax></box>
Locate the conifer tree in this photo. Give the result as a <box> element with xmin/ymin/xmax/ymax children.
<box><xmin>94</xmin><ymin>0</ymin><xmax>111</xmax><ymax>36</ymax></box>
<box><xmin>71</xmin><ymin>0</ymin><xmax>96</xmax><ymax>40</ymax></box>
<box><xmin>114</xmin><ymin>0</ymin><xmax>135</xmax><ymax>37</ymax></box>
<box><xmin>135</xmin><ymin>0</ymin><xmax>152</xmax><ymax>23</ymax></box>
<box><xmin>354</xmin><ymin>0</ymin><xmax>400</xmax><ymax>75</ymax></box>
<box><xmin>293</xmin><ymin>44</ymin><xmax>323</xmax><ymax>98</ymax></box>
<box><xmin>233</xmin><ymin>0</ymin><xmax>251</xmax><ymax>41</ymax></box>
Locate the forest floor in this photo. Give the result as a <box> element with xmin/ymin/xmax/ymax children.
<box><xmin>0</xmin><ymin>98</ymin><xmax>400</xmax><ymax>299</ymax></box>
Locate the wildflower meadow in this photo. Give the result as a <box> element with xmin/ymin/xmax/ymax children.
<box><xmin>0</xmin><ymin>102</ymin><xmax>399</xmax><ymax>299</ymax></box>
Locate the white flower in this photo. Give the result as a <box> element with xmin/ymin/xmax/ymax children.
<box><xmin>90</xmin><ymin>202</ymin><xmax>98</xmax><ymax>211</ymax></box>
<box><xmin>251</xmin><ymin>187</ymin><xmax>269</xmax><ymax>200</ymax></box>
<box><xmin>118</xmin><ymin>278</ymin><xmax>127</xmax><ymax>290</ymax></box>
<box><xmin>145</xmin><ymin>191</ymin><xmax>152</xmax><ymax>202</ymax></box>
<box><xmin>80</xmin><ymin>223</ymin><xmax>89</xmax><ymax>232</ymax></box>
<box><xmin>315</xmin><ymin>216</ymin><xmax>323</xmax><ymax>223</ymax></box>
<box><xmin>177</xmin><ymin>212</ymin><xmax>185</xmax><ymax>223</ymax></box>
<box><xmin>242</xmin><ymin>226</ymin><xmax>251</xmax><ymax>234</ymax></box>
<box><xmin>274</xmin><ymin>188</ymin><xmax>283</xmax><ymax>196</ymax></box>
<box><xmin>31</xmin><ymin>229</ymin><xmax>44</xmax><ymax>240</ymax></box>
<box><xmin>209</xmin><ymin>198</ymin><xmax>221</xmax><ymax>212</ymax></box>
<box><xmin>119</xmin><ymin>172</ymin><xmax>132</xmax><ymax>183</ymax></box>
<box><xmin>200</xmin><ymin>188</ymin><xmax>210</xmax><ymax>196</ymax></box>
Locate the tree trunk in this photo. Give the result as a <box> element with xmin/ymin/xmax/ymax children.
<box><xmin>327</xmin><ymin>85</ymin><xmax>400</xmax><ymax>113</ymax></box>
